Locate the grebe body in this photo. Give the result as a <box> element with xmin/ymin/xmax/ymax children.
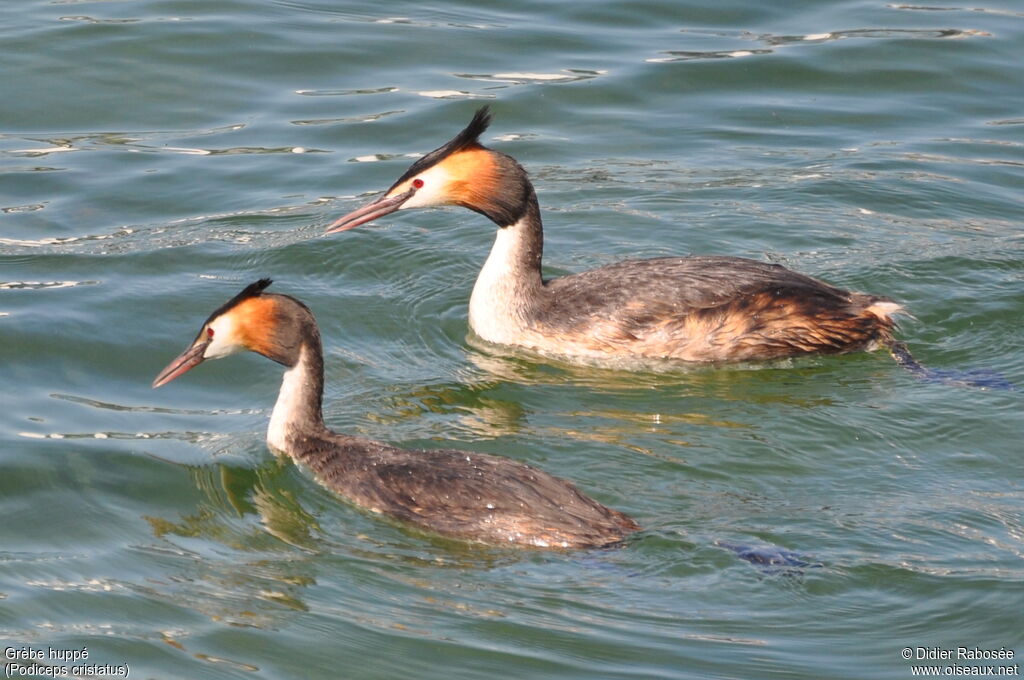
<box><xmin>327</xmin><ymin>108</ymin><xmax>903</xmax><ymax>363</ymax></box>
<box><xmin>153</xmin><ymin>280</ymin><xmax>639</xmax><ymax>549</ymax></box>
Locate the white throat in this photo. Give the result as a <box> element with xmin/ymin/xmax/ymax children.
<box><xmin>468</xmin><ymin>218</ymin><xmax>536</xmax><ymax>344</ymax></box>
<box><xmin>266</xmin><ymin>352</ymin><xmax>313</xmax><ymax>455</ymax></box>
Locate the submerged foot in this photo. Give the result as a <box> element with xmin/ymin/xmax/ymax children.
<box><xmin>889</xmin><ymin>342</ymin><xmax>1014</xmax><ymax>391</ymax></box>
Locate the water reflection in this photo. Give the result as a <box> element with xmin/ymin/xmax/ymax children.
<box><xmin>355</xmin><ymin>338</ymin><xmax>849</xmax><ymax>459</ymax></box>
<box><xmin>139</xmin><ymin>456</ymin><xmax>534</xmax><ymax>630</ymax></box>
<box><xmin>135</xmin><ymin>460</ymin><xmax>321</xmax><ymax>632</ymax></box>
<box><xmin>146</xmin><ymin>458</ymin><xmax>320</xmax><ymax>553</ymax></box>
<box><xmin>463</xmin><ymin>337</ymin><xmax>845</xmax><ymax>401</ymax></box>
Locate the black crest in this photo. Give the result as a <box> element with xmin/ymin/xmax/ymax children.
<box><xmin>388</xmin><ymin>107</ymin><xmax>493</xmax><ymax>191</ymax></box>
<box><xmin>203</xmin><ymin>278</ymin><xmax>273</xmax><ymax>326</ymax></box>
<box><xmin>447</xmin><ymin>106</ymin><xmax>492</xmax><ymax>152</ymax></box>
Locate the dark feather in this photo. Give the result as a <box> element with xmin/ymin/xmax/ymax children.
<box><xmin>202</xmin><ymin>278</ymin><xmax>273</xmax><ymax>327</ymax></box>
<box><xmin>536</xmin><ymin>256</ymin><xmax>898</xmax><ymax>360</ymax></box>
<box><xmin>387</xmin><ymin>106</ymin><xmax>493</xmax><ymax>193</ymax></box>
<box><xmin>292</xmin><ymin>432</ymin><xmax>639</xmax><ymax>548</ymax></box>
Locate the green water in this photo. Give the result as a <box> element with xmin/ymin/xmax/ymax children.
<box><xmin>2</xmin><ymin>0</ymin><xmax>1022</xmax><ymax>678</ymax></box>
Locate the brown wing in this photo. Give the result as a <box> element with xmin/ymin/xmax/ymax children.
<box><xmin>302</xmin><ymin>436</ymin><xmax>638</xmax><ymax>548</ymax></box>
<box><xmin>538</xmin><ymin>256</ymin><xmax>898</xmax><ymax>361</ymax></box>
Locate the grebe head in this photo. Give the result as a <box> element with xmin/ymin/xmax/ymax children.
<box><xmin>326</xmin><ymin>106</ymin><xmax>531</xmax><ymax>233</ymax></box>
<box><xmin>152</xmin><ymin>278</ymin><xmax>309</xmax><ymax>387</ymax></box>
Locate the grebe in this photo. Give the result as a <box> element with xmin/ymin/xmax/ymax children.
<box><xmin>326</xmin><ymin>107</ymin><xmax>906</xmax><ymax>364</ymax></box>
<box><xmin>152</xmin><ymin>279</ymin><xmax>639</xmax><ymax>549</ymax></box>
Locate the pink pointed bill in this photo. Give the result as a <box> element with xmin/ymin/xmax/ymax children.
<box><xmin>152</xmin><ymin>341</ymin><xmax>209</xmax><ymax>388</ymax></box>
<box><xmin>325</xmin><ymin>188</ymin><xmax>414</xmax><ymax>234</ymax></box>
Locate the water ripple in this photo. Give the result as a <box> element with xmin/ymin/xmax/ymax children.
<box><xmin>292</xmin><ymin>110</ymin><xmax>403</xmax><ymax>126</ymax></box>
<box><xmin>0</xmin><ymin>124</ymin><xmax>248</xmax><ymax>158</ymax></box>
<box><xmin>3</xmin><ymin>0</ymin><xmax>1021</xmax><ymax>675</ymax></box>
<box><xmin>649</xmin><ymin>25</ymin><xmax>991</xmax><ymax>62</ymax></box>
<box><xmin>455</xmin><ymin>69</ymin><xmax>605</xmax><ymax>85</ymax></box>
<box><xmin>0</xmin><ymin>280</ymin><xmax>96</xmax><ymax>290</ymax></box>
<box><xmin>416</xmin><ymin>89</ymin><xmax>494</xmax><ymax>100</ymax></box>
<box><xmin>1</xmin><ymin>203</ymin><xmax>46</xmax><ymax>214</ymax></box>
<box><xmin>294</xmin><ymin>86</ymin><xmax>399</xmax><ymax>97</ymax></box>
<box><xmin>17</xmin><ymin>430</ymin><xmax>220</xmax><ymax>443</ymax></box>
<box><xmin>50</xmin><ymin>392</ymin><xmax>261</xmax><ymax>416</ymax></box>
<box><xmin>888</xmin><ymin>3</ymin><xmax>1024</xmax><ymax>18</ymax></box>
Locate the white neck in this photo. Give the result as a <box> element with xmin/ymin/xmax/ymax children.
<box><xmin>468</xmin><ymin>219</ymin><xmax>542</xmax><ymax>344</ymax></box>
<box><xmin>266</xmin><ymin>347</ymin><xmax>320</xmax><ymax>455</ymax></box>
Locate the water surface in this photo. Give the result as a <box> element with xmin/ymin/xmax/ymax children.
<box><xmin>2</xmin><ymin>0</ymin><xmax>1022</xmax><ymax>678</ymax></box>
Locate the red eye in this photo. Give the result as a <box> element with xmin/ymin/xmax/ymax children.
<box><xmin>412</xmin><ymin>178</ymin><xmax>424</xmax><ymax>189</ymax></box>
<box><xmin>207</xmin><ymin>327</ymin><xmax>215</xmax><ymax>339</ymax></box>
